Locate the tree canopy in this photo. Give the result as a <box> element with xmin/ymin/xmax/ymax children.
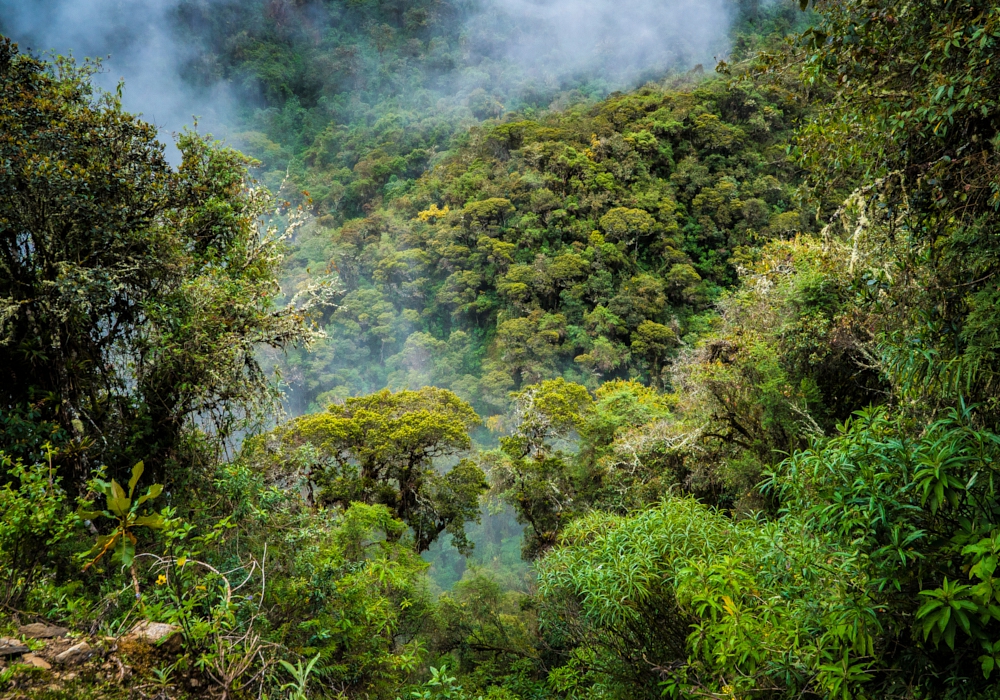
<box><xmin>267</xmin><ymin>387</ymin><xmax>486</xmax><ymax>553</ymax></box>
<box><xmin>0</xmin><ymin>37</ymin><xmax>309</xmax><ymax>488</ymax></box>
<box><xmin>5</xmin><ymin>1</ymin><xmax>1000</xmax><ymax>698</ymax></box>
<box><xmin>282</xmin><ymin>78</ymin><xmax>816</xmax><ymax>413</ymax></box>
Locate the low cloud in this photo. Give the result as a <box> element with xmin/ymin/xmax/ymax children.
<box><xmin>0</xmin><ymin>0</ymin><xmax>233</xmax><ymax>161</ymax></box>
<box><xmin>468</xmin><ymin>0</ymin><xmax>731</xmax><ymax>87</ymax></box>
<box><xmin>1</xmin><ymin>0</ymin><xmax>735</xmax><ymax>158</ymax></box>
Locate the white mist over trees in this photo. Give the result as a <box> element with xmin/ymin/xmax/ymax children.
<box><xmin>0</xmin><ymin>0</ymin><xmax>234</xmax><ymax>161</ymax></box>
<box><xmin>0</xmin><ymin>0</ymin><xmax>734</xmax><ymax>141</ymax></box>
<box><xmin>468</xmin><ymin>0</ymin><xmax>730</xmax><ymax>84</ymax></box>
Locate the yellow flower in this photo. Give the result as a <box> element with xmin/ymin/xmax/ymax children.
<box><xmin>416</xmin><ymin>203</ymin><xmax>449</xmax><ymax>222</ymax></box>
<box><xmin>156</xmin><ymin>574</ymin><xmax>167</xmax><ymax>585</ymax></box>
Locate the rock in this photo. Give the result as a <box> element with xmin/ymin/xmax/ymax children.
<box><xmin>0</xmin><ymin>637</ymin><xmax>29</xmax><ymax>656</ymax></box>
<box><xmin>125</xmin><ymin>621</ymin><xmax>182</xmax><ymax>653</ymax></box>
<box><xmin>22</xmin><ymin>653</ymin><xmax>51</xmax><ymax>670</ymax></box>
<box><xmin>54</xmin><ymin>641</ymin><xmax>92</xmax><ymax>665</ymax></box>
<box><xmin>19</xmin><ymin>623</ymin><xmax>68</xmax><ymax>639</ymax></box>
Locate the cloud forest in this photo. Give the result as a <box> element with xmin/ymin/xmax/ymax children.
<box><xmin>2</xmin><ymin>1</ymin><xmax>1000</xmax><ymax>699</ymax></box>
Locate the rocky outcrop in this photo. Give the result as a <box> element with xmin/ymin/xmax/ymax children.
<box><xmin>53</xmin><ymin>641</ymin><xmax>93</xmax><ymax>665</ymax></box>
<box><xmin>18</xmin><ymin>623</ymin><xmax>68</xmax><ymax>639</ymax></box>
<box><xmin>0</xmin><ymin>637</ymin><xmax>29</xmax><ymax>656</ymax></box>
<box><xmin>123</xmin><ymin>620</ymin><xmax>183</xmax><ymax>653</ymax></box>
<box><xmin>21</xmin><ymin>653</ymin><xmax>51</xmax><ymax>670</ymax></box>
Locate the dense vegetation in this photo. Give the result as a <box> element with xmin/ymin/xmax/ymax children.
<box><xmin>3</xmin><ymin>0</ymin><xmax>1000</xmax><ymax>699</ymax></box>
<box><xmin>282</xmin><ymin>76</ymin><xmax>812</xmax><ymax>412</ymax></box>
<box><xmin>170</xmin><ymin>0</ymin><xmax>791</xmax><ymax>209</ymax></box>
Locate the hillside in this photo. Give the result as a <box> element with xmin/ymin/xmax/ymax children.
<box><xmin>280</xmin><ymin>76</ymin><xmax>812</xmax><ymax>413</ymax></box>
<box><xmin>3</xmin><ymin>0</ymin><xmax>1000</xmax><ymax>699</ymax></box>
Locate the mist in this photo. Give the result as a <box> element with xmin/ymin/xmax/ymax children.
<box><xmin>0</xmin><ymin>0</ymin><xmax>743</xmax><ymax>587</ymax></box>
<box><xmin>468</xmin><ymin>0</ymin><xmax>731</xmax><ymax>88</ymax></box>
<box><xmin>1</xmin><ymin>0</ymin><xmax>735</xmax><ymax>151</ymax></box>
<box><xmin>0</xmin><ymin>0</ymin><xmax>234</xmax><ymax>162</ymax></box>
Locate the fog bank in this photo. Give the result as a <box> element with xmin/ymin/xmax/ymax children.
<box><xmin>0</xmin><ymin>0</ymin><xmax>233</xmax><ymax>161</ymax></box>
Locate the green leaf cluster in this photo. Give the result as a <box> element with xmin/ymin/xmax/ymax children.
<box><xmin>79</xmin><ymin>461</ymin><xmax>164</xmax><ymax>570</ymax></box>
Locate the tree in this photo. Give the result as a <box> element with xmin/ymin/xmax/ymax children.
<box><xmin>0</xmin><ymin>38</ymin><xmax>310</xmax><ymax>488</ymax></box>
<box><xmin>486</xmin><ymin>378</ymin><xmax>593</xmax><ymax>557</ymax></box>
<box><xmin>630</xmin><ymin>320</ymin><xmax>678</xmax><ymax>386</ymax></box>
<box><xmin>790</xmin><ymin>0</ymin><xmax>1000</xmax><ymax>414</ymax></box>
<box><xmin>282</xmin><ymin>387</ymin><xmax>486</xmax><ymax>553</ymax></box>
<box><xmin>599</xmin><ymin>207</ymin><xmax>656</xmax><ymax>252</ymax></box>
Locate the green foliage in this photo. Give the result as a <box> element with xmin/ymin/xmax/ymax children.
<box><xmin>9</xmin><ymin>1</ymin><xmax>1000</xmax><ymax>699</ymax></box>
<box><xmin>487</xmin><ymin>376</ymin><xmax>706</xmax><ymax>557</ymax></box>
<box><xmin>76</xmin><ymin>462</ymin><xmax>432</xmax><ymax>699</ymax></box>
<box><xmin>776</xmin><ymin>0</ymin><xmax>1000</xmax><ymax>416</ymax></box>
<box><xmin>536</xmin><ymin>499</ymin><xmax>732</xmax><ymax>699</ymax></box>
<box><xmin>270</xmin><ymin>502</ymin><xmax>430</xmax><ymax>694</ymax></box>
<box><xmin>433</xmin><ymin>571</ymin><xmax>541</xmax><ymax>694</ymax></box>
<box><xmin>769</xmin><ymin>405</ymin><xmax>1000</xmax><ymax>689</ymax></box>
<box><xmin>0</xmin><ymin>39</ymin><xmax>311</xmax><ymax>490</ymax></box>
<box><xmin>267</xmin><ymin>387</ymin><xmax>487</xmax><ymax>553</ymax></box>
<box><xmin>79</xmin><ymin>461</ymin><xmax>164</xmax><ymax>571</ymax></box>
<box><xmin>409</xmin><ymin>665</ymin><xmax>465</xmax><ymax>700</ymax></box>
<box><xmin>279</xmin><ymin>653</ymin><xmax>321</xmax><ymax>700</ymax></box>
<box><xmin>630</xmin><ymin>320</ymin><xmax>678</xmax><ymax>387</ymax></box>
<box><xmin>485</xmin><ymin>379</ymin><xmax>593</xmax><ymax>557</ymax></box>
<box><xmin>282</xmin><ymin>78</ymin><xmax>809</xmax><ymax>412</ymax></box>
<box><xmin>0</xmin><ymin>449</ymin><xmax>79</xmax><ymax>608</ymax></box>
<box><xmin>532</xmin><ymin>406</ymin><xmax>1000</xmax><ymax>699</ymax></box>
<box><xmin>487</xmin><ymin>233</ymin><xmax>883</xmax><ymax>544</ymax></box>
<box><xmin>178</xmin><ymin>0</ymin><xmax>798</xmax><ymax>224</ymax></box>
<box><xmin>572</xmin><ymin>234</ymin><xmax>883</xmax><ymax>511</ymax></box>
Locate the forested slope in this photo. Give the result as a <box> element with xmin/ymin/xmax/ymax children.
<box><xmin>169</xmin><ymin>0</ymin><xmax>785</xmax><ymax>209</ymax></box>
<box><xmin>281</xmin><ymin>76</ymin><xmax>812</xmax><ymax>412</ymax></box>
<box><xmin>3</xmin><ymin>1</ymin><xmax>1000</xmax><ymax>699</ymax></box>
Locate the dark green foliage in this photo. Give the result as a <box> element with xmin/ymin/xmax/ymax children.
<box><xmin>0</xmin><ymin>38</ymin><xmax>309</xmax><ymax>490</ymax></box>
<box><xmin>260</xmin><ymin>387</ymin><xmax>487</xmax><ymax>553</ymax></box>
<box><xmin>433</xmin><ymin>573</ymin><xmax>544</xmax><ymax>695</ymax></box>
<box><xmin>286</xmin><ymin>79</ymin><xmax>809</xmax><ymax>412</ymax></box>
<box><xmin>526</xmin><ymin>406</ymin><xmax>1000</xmax><ymax>699</ymax></box>
<box><xmin>786</xmin><ymin>0</ymin><xmax>1000</xmax><ymax>416</ymax></box>
<box><xmin>138</xmin><ymin>470</ymin><xmax>433</xmax><ymax>699</ymax></box>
